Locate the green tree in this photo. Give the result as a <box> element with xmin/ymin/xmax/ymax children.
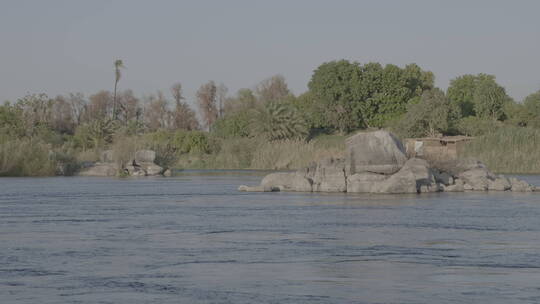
<box><xmin>473</xmin><ymin>79</ymin><xmax>509</xmax><ymax>120</ymax></box>
<box><xmin>308</xmin><ymin>60</ymin><xmax>433</xmax><ymax>133</ymax></box>
<box><xmin>74</xmin><ymin>119</ymin><xmax>116</xmax><ymax>150</ymax></box>
<box><xmin>223</xmin><ymin>88</ymin><xmax>257</xmax><ymax>114</ymax></box>
<box><xmin>0</xmin><ymin>103</ymin><xmax>25</xmax><ymax>140</ymax></box>
<box><xmin>522</xmin><ymin>90</ymin><xmax>540</xmax><ymax>127</ymax></box>
<box><xmin>308</xmin><ymin>60</ymin><xmax>363</xmax><ymax>133</ymax></box>
<box><xmin>211</xmin><ymin>111</ymin><xmax>251</xmax><ymax>138</ymax></box>
<box><xmin>250</xmin><ymin>102</ymin><xmax>308</xmax><ymax>141</ymax></box>
<box><xmin>447</xmin><ymin>73</ymin><xmax>501</xmax><ymax>117</ymax></box>
<box><xmin>394</xmin><ymin>88</ymin><xmax>460</xmax><ymax>138</ymax></box>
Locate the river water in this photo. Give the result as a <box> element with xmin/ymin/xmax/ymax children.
<box><xmin>1</xmin><ymin>172</ymin><xmax>540</xmax><ymax>304</ymax></box>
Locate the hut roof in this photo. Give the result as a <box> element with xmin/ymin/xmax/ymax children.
<box><xmin>407</xmin><ymin>136</ymin><xmax>474</xmax><ymax>143</ymax></box>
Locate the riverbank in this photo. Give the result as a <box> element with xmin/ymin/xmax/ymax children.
<box><xmin>2</xmin><ymin>127</ymin><xmax>540</xmax><ymax>177</ymax></box>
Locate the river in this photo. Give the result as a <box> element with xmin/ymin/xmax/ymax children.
<box><xmin>1</xmin><ymin>172</ymin><xmax>540</xmax><ymax>303</ymax></box>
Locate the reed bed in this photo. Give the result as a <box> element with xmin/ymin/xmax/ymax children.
<box><xmin>461</xmin><ymin>126</ymin><xmax>540</xmax><ymax>173</ymax></box>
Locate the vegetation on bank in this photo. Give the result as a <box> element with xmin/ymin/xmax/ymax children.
<box><xmin>1</xmin><ymin>59</ymin><xmax>540</xmax><ymax>176</ymax></box>
<box><xmin>461</xmin><ymin>127</ymin><xmax>540</xmax><ymax>174</ymax></box>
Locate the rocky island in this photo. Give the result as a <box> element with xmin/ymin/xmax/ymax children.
<box><xmin>239</xmin><ymin>130</ymin><xmax>537</xmax><ymax>194</ymax></box>
<box><xmin>78</xmin><ymin>149</ymin><xmax>168</xmax><ymax>177</ymax></box>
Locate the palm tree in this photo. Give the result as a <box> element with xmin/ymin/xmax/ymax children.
<box><xmin>113</xmin><ymin>59</ymin><xmax>125</xmax><ymax>120</ymax></box>
<box><xmin>250</xmin><ymin>102</ymin><xmax>308</xmax><ymax>141</ymax></box>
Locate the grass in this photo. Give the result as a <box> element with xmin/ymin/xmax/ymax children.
<box><xmin>177</xmin><ymin>134</ymin><xmax>346</xmax><ymax>170</ymax></box>
<box><xmin>0</xmin><ymin>138</ymin><xmax>57</xmax><ymax>176</ymax></box>
<box><xmin>461</xmin><ymin>126</ymin><xmax>540</xmax><ymax>173</ymax></box>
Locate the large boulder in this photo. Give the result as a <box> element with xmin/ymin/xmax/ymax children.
<box><xmin>443</xmin><ymin>179</ymin><xmax>465</xmax><ymax>192</ymax></box>
<box><xmin>260</xmin><ymin>172</ymin><xmax>313</xmax><ymax>192</ymax></box>
<box><xmin>134</xmin><ymin>150</ymin><xmax>156</xmax><ymax>163</ymax></box>
<box><xmin>138</xmin><ymin>162</ymin><xmax>163</xmax><ymax>176</ymax></box>
<box><xmin>124</xmin><ymin>163</ymin><xmax>146</xmax><ymax>177</ymax></box>
<box><xmin>488</xmin><ymin>176</ymin><xmax>511</xmax><ymax>191</ymax></box>
<box><xmin>312</xmin><ymin>158</ymin><xmax>347</xmax><ymax>192</ymax></box>
<box><xmin>433</xmin><ymin>169</ymin><xmax>454</xmax><ymax>186</ymax></box>
<box><xmin>347</xmin><ymin>172</ymin><xmax>387</xmax><ymax>193</ymax></box>
<box><xmin>435</xmin><ymin>158</ymin><xmax>488</xmax><ymax>177</ymax></box>
<box><xmin>458</xmin><ymin>167</ymin><xmax>496</xmax><ymax>191</ymax></box>
<box><xmin>346</xmin><ymin>130</ymin><xmax>408</xmax><ymax>175</ymax></box>
<box><xmin>78</xmin><ymin>162</ymin><xmax>118</xmax><ymax>177</ymax></box>
<box><xmin>372</xmin><ymin>158</ymin><xmax>441</xmax><ymax>194</ymax></box>
<box><xmin>509</xmin><ymin>177</ymin><xmax>535</xmax><ymax>192</ymax></box>
<box><xmin>373</xmin><ymin>165</ymin><xmax>418</xmax><ymax>194</ymax></box>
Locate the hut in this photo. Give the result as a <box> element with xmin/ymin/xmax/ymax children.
<box><xmin>404</xmin><ymin>136</ymin><xmax>474</xmax><ymax>161</ymax></box>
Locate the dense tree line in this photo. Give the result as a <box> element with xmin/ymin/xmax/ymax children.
<box><xmin>1</xmin><ymin>58</ymin><xmax>540</xmax><ymax>176</ymax></box>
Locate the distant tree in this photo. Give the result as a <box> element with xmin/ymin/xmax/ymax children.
<box><xmin>211</xmin><ymin>111</ymin><xmax>251</xmax><ymax>138</ymax></box>
<box><xmin>522</xmin><ymin>90</ymin><xmax>540</xmax><ymax>127</ymax></box>
<box><xmin>524</xmin><ymin>90</ymin><xmax>540</xmax><ymax>117</ymax></box>
<box><xmin>171</xmin><ymin>83</ymin><xmax>184</xmax><ymax>105</ymax></box>
<box><xmin>308</xmin><ymin>60</ymin><xmax>433</xmax><ymax>133</ymax></box>
<box><xmin>113</xmin><ymin>59</ymin><xmax>125</xmax><ymax>120</ymax></box>
<box><xmin>250</xmin><ymin>101</ymin><xmax>308</xmax><ymax>141</ymax></box>
<box><xmin>116</xmin><ymin>90</ymin><xmax>141</xmax><ymax>124</ymax></box>
<box><xmin>394</xmin><ymin>88</ymin><xmax>460</xmax><ymax>138</ymax></box>
<box><xmin>15</xmin><ymin>94</ymin><xmax>54</xmax><ymax>136</ymax></box>
<box><xmin>75</xmin><ymin>119</ymin><xmax>116</xmax><ymax>149</ymax></box>
<box><xmin>66</xmin><ymin>93</ymin><xmax>87</xmax><ymax>126</ymax></box>
<box><xmin>86</xmin><ymin>91</ymin><xmax>113</xmax><ymax>122</ymax></box>
<box><xmin>223</xmin><ymin>88</ymin><xmax>257</xmax><ymax>114</ymax></box>
<box><xmin>51</xmin><ymin>95</ymin><xmax>75</xmax><ymax>133</ymax></box>
<box><xmin>170</xmin><ymin>83</ymin><xmax>199</xmax><ymax>130</ymax></box>
<box><xmin>196</xmin><ymin>81</ymin><xmax>218</xmax><ymax>130</ymax></box>
<box><xmin>0</xmin><ymin>102</ymin><xmax>25</xmax><ymax>138</ymax></box>
<box><xmin>144</xmin><ymin>92</ymin><xmax>171</xmax><ymax>131</ymax></box>
<box><xmin>503</xmin><ymin>101</ymin><xmax>529</xmax><ymax>127</ymax></box>
<box><xmin>473</xmin><ymin>79</ymin><xmax>509</xmax><ymax>120</ymax></box>
<box><xmin>217</xmin><ymin>83</ymin><xmax>228</xmax><ymax>118</ymax></box>
<box><xmin>447</xmin><ymin>73</ymin><xmax>497</xmax><ymax>117</ymax></box>
<box><xmin>360</xmin><ymin>63</ymin><xmax>434</xmax><ymax>127</ymax></box>
<box><xmin>308</xmin><ymin>60</ymin><xmax>362</xmax><ymax>133</ymax></box>
<box><xmin>256</xmin><ymin>75</ymin><xmax>290</xmax><ymax>103</ymax></box>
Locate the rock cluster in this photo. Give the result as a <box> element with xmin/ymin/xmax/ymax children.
<box><xmin>239</xmin><ymin>130</ymin><xmax>537</xmax><ymax>194</ymax></box>
<box><xmin>78</xmin><ymin>149</ymin><xmax>165</xmax><ymax>177</ymax></box>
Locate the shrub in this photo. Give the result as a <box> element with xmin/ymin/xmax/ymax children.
<box><xmin>456</xmin><ymin>116</ymin><xmax>503</xmax><ymax>136</ymax></box>
<box><xmin>391</xmin><ymin>89</ymin><xmax>461</xmax><ymax>138</ymax></box>
<box><xmin>211</xmin><ymin>111</ymin><xmax>251</xmax><ymax>138</ymax></box>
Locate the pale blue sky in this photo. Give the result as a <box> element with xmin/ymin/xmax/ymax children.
<box><xmin>1</xmin><ymin>0</ymin><xmax>539</xmax><ymax>105</ymax></box>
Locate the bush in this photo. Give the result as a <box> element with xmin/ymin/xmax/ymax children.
<box><xmin>390</xmin><ymin>89</ymin><xmax>461</xmax><ymax>138</ymax></box>
<box><xmin>456</xmin><ymin>116</ymin><xmax>503</xmax><ymax>136</ymax></box>
<box><xmin>211</xmin><ymin>111</ymin><xmax>250</xmax><ymax>138</ymax></box>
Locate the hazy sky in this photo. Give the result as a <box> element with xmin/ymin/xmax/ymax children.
<box><xmin>1</xmin><ymin>0</ymin><xmax>539</xmax><ymax>105</ymax></box>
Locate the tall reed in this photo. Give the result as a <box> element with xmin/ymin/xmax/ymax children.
<box><xmin>461</xmin><ymin>126</ymin><xmax>540</xmax><ymax>173</ymax></box>
<box><xmin>0</xmin><ymin>139</ymin><xmax>56</xmax><ymax>176</ymax></box>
